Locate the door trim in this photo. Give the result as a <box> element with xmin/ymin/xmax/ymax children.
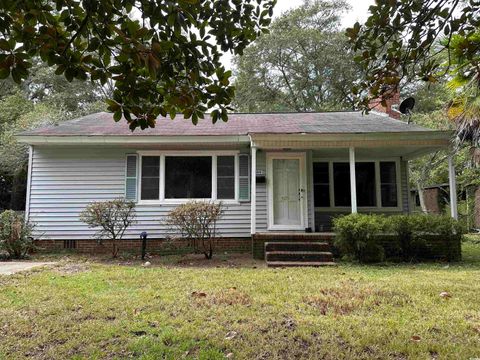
<box><xmin>266</xmin><ymin>152</ymin><xmax>308</xmax><ymax>231</ymax></box>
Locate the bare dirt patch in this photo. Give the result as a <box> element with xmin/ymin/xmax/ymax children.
<box><xmin>54</xmin><ymin>262</ymin><xmax>90</xmax><ymax>275</ymax></box>
<box><xmin>169</xmin><ymin>252</ymin><xmax>263</xmax><ymax>269</ymax></box>
<box><xmin>303</xmin><ymin>280</ymin><xmax>411</xmax><ymax>315</ymax></box>
<box><xmin>192</xmin><ymin>287</ymin><xmax>252</xmax><ymax>307</ymax></box>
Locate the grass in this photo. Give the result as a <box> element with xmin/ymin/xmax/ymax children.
<box><xmin>0</xmin><ymin>243</ymin><xmax>480</xmax><ymax>359</ymax></box>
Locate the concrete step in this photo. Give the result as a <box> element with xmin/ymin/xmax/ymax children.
<box><xmin>267</xmin><ymin>261</ymin><xmax>336</xmax><ymax>267</ymax></box>
<box><xmin>265</xmin><ymin>241</ymin><xmax>331</xmax><ymax>252</ymax></box>
<box><xmin>266</xmin><ymin>251</ymin><xmax>333</xmax><ymax>262</ymax></box>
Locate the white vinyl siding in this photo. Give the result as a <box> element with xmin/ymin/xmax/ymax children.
<box><xmin>27</xmin><ymin>146</ymin><xmax>410</xmax><ymax>240</ymax></box>
<box><xmin>29</xmin><ymin>146</ymin><xmax>253</xmax><ymax>240</ymax></box>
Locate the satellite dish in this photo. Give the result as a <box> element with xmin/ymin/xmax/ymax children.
<box><xmin>399</xmin><ymin>97</ymin><xmax>415</xmax><ymax>115</ymax></box>
<box><xmin>399</xmin><ymin>97</ymin><xmax>415</xmax><ymax>124</ymax></box>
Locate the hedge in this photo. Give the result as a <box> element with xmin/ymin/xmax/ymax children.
<box><xmin>333</xmin><ymin>214</ymin><xmax>464</xmax><ymax>263</ymax></box>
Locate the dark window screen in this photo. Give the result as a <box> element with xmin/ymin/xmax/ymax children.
<box><xmin>313</xmin><ymin>162</ymin><xmax>330</xmax><ymax>207</ymax></box>
<box><xmin>333</xmin><ymin>163</ymin><xmax>351</xmax><ymax>206</ymax></box>
<box><xmin>380</xmin><ymin>162</ymin><xmax>398</xmax><ymax>207</ymax></box>
<box><xmin>217</xmin><ymin>156</ymin><xmax>235</xmax><ymax>199</ymax></box>
<box><xmin>141</xmin><ymin>156</ymin><xmax>160</xmax><ymax>200</ymax></box>
<box><xmin>356</xmin><ymin>162</ymin><xmax>376</xmax><ymax>207</ymax></box>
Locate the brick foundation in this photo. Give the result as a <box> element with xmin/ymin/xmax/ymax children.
<box><xmin>35</xmin><ymin>237</ymin><xmax>251</xmax><ymax>255</ymax></box>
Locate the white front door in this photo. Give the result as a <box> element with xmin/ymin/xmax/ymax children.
<box><xmin>267</xmin><ymin>153</ymin><xmax>307</xmax><ymax>230</ymax></box>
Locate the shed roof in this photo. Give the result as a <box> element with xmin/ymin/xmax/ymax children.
<box><xmin>19</xmin><ymin>111</ymin><xmax>434</xmax><ymax>137</ymax></box>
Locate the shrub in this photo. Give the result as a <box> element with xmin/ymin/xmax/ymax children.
<box><xmin>0</xmin><ymin>210</ymin><xmax>35</xmax><ymax>259</ymax></box>
<box><xmin>164</xmin><ymin>201</ymin><xmax>223</xmax><ymax>259</ymax></box>
<box><xmin>79</xmin><ymin>199</ymin><xmax>136</xmax><ymax>258</ymax></box>
<box><xmin>420</xmin><ymin>215</ymin><xmax>465</xmax><ymax>261</ymax></box>
<box><xmin>386</xmin><ymin>214</ymin><xmax>428</xmax><ymax>262</ymax></box>
<box><xmin>333</xmin><ymin>214</ymin><xmax>387</xmax><ymax>263</ymax></box>
<box><xmin>334</xmin><ymin>213</ymin><xmax>465</xmax><ymax>263</ymax></box>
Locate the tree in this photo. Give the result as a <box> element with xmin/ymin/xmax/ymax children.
<box><xmin>80</xmin><ymin>199</ymin><xmax>136</xmax><ymax>258</ymax></box>
<box><xmin>0</xmin><ymin>61</ymin><xmax>106</xmax><ymax>210</ymax></box>
<box><xmin>346</xmin><ymin>1</ymin><xmax>480</xmax><ymax>132</ymax></box>
<box><xmin>0</xmin><ymin>0</ymin><xmax>275</xmax><ymax>129</ymax></box>
<box><xmin>23</xmin><ymin>59</ymin><xmax>110</xmax><ymax>117</ymax></box>
<box><xmin>233</xmin><ymin>0</ymin><xmax>360</xmax><ymax>112</ymax></box>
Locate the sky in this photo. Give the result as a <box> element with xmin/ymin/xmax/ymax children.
<box><xmin>221</xmin><ymin>0</ymin><xmax>374</xmax><ymax>67</ymax></box>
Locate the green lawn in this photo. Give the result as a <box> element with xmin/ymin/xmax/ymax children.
<box><xmin>1</xmin><ymin>243</ymin><xmax>480</xmax><ymax>359</ymax></box>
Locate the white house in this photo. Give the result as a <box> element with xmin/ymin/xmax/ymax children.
<box><xmin>17</xmin><ymin>110</ymin><xmax>455</xmax><ymax>263</ymax></box>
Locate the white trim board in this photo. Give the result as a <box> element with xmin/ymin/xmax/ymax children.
<box><xmin>17</xmin><ymin>135</ymin><xmax>251</xmax><ymax>145</ymax></box>
<box><xmin>137</xmin><ymin>151</ymin><xmax>241</xmax><ymax>205</ymax></box>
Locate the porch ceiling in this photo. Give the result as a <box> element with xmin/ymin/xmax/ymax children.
<box><xmin>312</xmin><ymin>146</ymin><xmax>445</xmax><ymax>159</ymax></box>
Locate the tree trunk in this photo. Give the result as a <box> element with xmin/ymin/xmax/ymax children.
<box><xmin>416</xmin><ymin>182</ymin><xmax>427</xmax><ymax>213</ymax></box>
<box><xmin>10</xmin><ymin>166</ymin><xmax>27</xmax><ymax>211</ymax></box>
<box><xmin>112</xmin><ymin>241</ymin><xmax>118</xmax><ymax>258</ymax></box>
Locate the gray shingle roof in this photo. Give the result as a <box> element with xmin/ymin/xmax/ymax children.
<box><xmin>19</xmin><ymin>111</ymin><xmax>434</xmax><ymax>137</ymax></box>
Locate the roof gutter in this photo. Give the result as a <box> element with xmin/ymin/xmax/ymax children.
<box><xmin>16</xmin><ymin>135</ymin><xmax>252</xmax><ymax>145</ymax></box>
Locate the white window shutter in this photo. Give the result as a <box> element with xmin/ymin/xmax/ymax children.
<box><xmin>238</xmin><ymin>154</ymin><xmax>250</xmax><ymax>201</ymax></box>
<box><xmin>125</xmin><ymin>154</ymin><xmax>138</xmax><ymax>201</ymax></box>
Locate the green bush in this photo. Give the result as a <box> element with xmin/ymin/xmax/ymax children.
<box><xmin>333</xmin><ymin>213</ymin><xmax>465</xmax><ymax>263</ymax></box>
<box><xmin>386</xmin><ymin>214</ymin><xmax>428</xmax><ymax>262</ymax></box>
<box><xmin>0</xmin><ymin>210</ymin><xmax>35</xmax><ymax>259</ymax></box>
<box><xmin>333</xmin><ymin>214</ymin><xmax>387</xmax><ymax>263</ymax></box>
<box><xmin>420</xmin><ymin>215</ymin><xmax>465</xmax><ymax>261</ymax></box>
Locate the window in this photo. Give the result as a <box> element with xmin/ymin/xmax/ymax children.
<box><xmin>217</xmin><ymin>156</ymin><xmax>235</xmax><ymax>199</ymax></box>
<box><xmin>314</xmin><ymin>160</ymin><xmax>400</xmax><ymax>209</ymax></box>
<box><xmin>138</xmin><ymin>153</ymin><xmax>240</xmax><ymax>202</ymax></box>
<box><xmin>333</xmin><ymin>163</ymin><xmax>351</xmax><ymax>206</ymax></box>
<box><xmin>141</xmin><ymin>156</ymin><xmax>159</xmax><ymax>200</ymax></box>
<box><xmin>313</xmin><ymin>162</ymin><xmax>330</xmax><ymax>207</ymax></box>
<box><xmin>165</xmin><ymin>156</ymin><xmax>212</xmax><ymax>199</ymax></box>
<box><xmin>355</xmin><ymin>162</ymin><xmax>376</xmax><ymax>207</ymax></box>
<box><xmin>380</xmin><ymin>162</ymin><xmax>398</xmax><ymax>207</ymax></box>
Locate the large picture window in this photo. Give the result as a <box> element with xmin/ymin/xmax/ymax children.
<box><xmin>138</xmin><ymin>153</ymin><xmax>239</xmax><ymax>202</ymax></box>
<box><xmin>313</xmin><ymin>160</ymin><xmax>399</xmax><ymax>209</ymax></box>
<box><xmin>165</xmin><ymin>156</ymin><xmax>212</xmax><ymax>199</ymax></box>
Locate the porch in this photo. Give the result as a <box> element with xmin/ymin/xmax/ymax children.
<box><xmin>248</xmin><ymin>132</ymin><xmax>456</xmax><ymax>236</ymax></box>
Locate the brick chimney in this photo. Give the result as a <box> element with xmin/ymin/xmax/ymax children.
<box><xmin>368</xmin><ymin>89</ymin><xmax>401</xmax><ymax>120</ymax></box>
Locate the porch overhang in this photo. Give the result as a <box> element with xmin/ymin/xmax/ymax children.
<box><xmin>249</xmin><ymin>131</ymin><xmax>452</xmax><ymax>159</ymax></box>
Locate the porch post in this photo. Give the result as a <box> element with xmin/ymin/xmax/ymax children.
<box><xmin>448</xmin><ymin>154</ymin><xmax>458</xmax><ymax>220</ymax></box>
<box><xmin>251</xmin><ymin>146</ymin><xmax>257</xmax><ymax>234</ymax></box>
<box><xmin>349</xmin><ymin>147</ymin><xmax>357</xmax><ymax>213</ymax></box>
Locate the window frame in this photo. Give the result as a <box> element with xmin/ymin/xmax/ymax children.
<box><xmin>137</xmin><ymin>150</ymin><xmax>240</xmax><ymax>205</ymax></box>
<box><xmin>312</xmin><ymin>158</ymin><xmax>402</xmax><ymax>211</ymax></box>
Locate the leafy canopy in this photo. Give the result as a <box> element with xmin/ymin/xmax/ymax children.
<box><xmin>347</xmin><ymin>0</ymin><xmax>480</xmax><ymax>114</ymax></box>
<box><xmin>233</xmin><ymin>0</ymin><xmax>360</xmax><ymax>112</ymax></box>
<box><xmin>0</xmin><ymin>0</ymin><xmax>275</xmax><ymax>130</ymax></box>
